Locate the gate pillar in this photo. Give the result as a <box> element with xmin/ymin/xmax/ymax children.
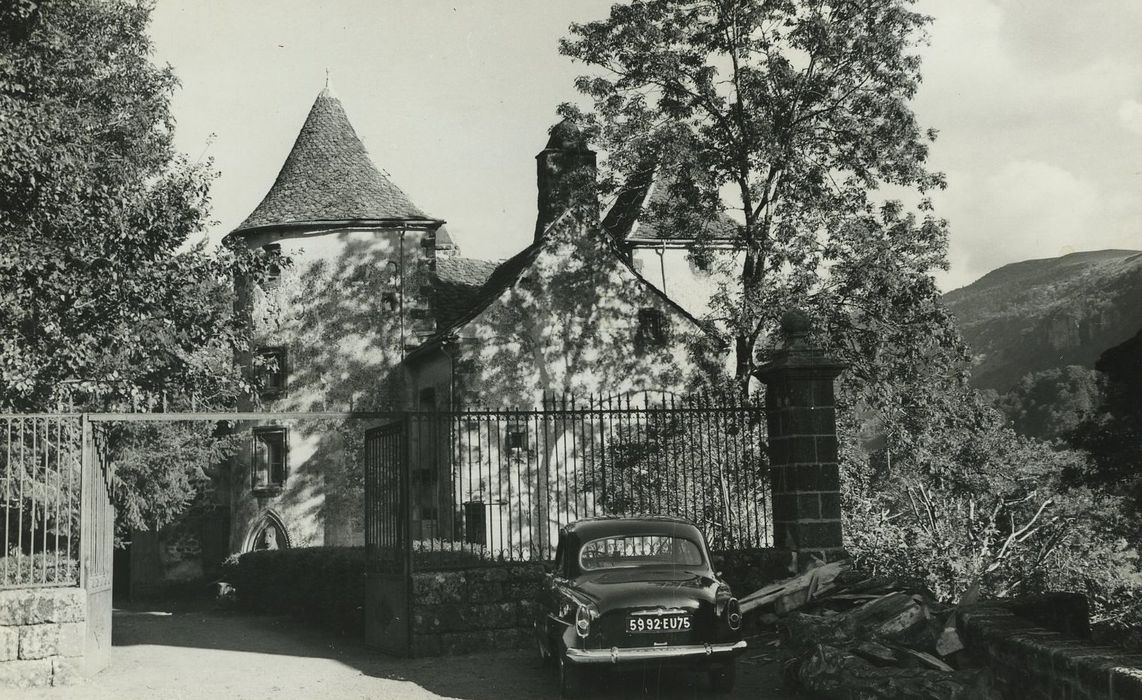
<box><xmin>757</xmin><ymin>310</ymin><xmax>846</xmax><ymax>564</ymax></box>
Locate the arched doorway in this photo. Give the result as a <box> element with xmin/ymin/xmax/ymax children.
<box><xmin>244</xmin><ymin>511</ymin><xmax>292</xmax><ymax>552</ymax></box>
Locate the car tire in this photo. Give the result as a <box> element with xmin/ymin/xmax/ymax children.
<box><xmin>709</xmin><ymin>659</ymin><xmax>736</xmax><ymax>693</ymax></box>
<box><xmin>558</xmin><ymin>650</ymin><xmax>583</xmax><ymax>698</ymax></box>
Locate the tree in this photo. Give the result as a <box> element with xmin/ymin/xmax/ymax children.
<box><xmin>0</xmin><ymin>0</ymin><xmax>273</xmax><ymax>412</ymax></box>
<box><xmin>560</xmin><ymin>0</ymin><xmax>960</xmax><ymax>419</ymax></box>
<box><xmin>0</xmin><ymin>0</ymin><xmax>276</xmax><ymax>530</ymax></box>
<box><xmin>995</xmin><ymin>366</ymin><xmax>1105</xmax><ymax>442</ymax></box>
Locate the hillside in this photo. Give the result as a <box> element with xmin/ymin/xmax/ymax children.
<box><xmin>943</xmin><ymin>249</ymin><xmax>1142</xmax><ymax>392</ymax></box>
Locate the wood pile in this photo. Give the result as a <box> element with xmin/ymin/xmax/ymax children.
<box><xmin>739</xmin><ymin>561</ymin><xmax>1000</xmax><ymax>699</ymax></box>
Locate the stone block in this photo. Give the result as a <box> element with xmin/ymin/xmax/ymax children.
<box><xmin>466</xmin><ymin>580</ymin><xmax>504</xmax><ymax>604</ymax></box>
<box><xmin>792</xmin><ymin>520</ymin><xmax>843</xmax><ymax>550</ymax></box>
<box><xmin>818</xmin><ymin>491</ymin><xmax>842</xmax><ymax>520</ymax></box>
<box><xmin>1111</xmin><ymin>665</ymin><xmax>1142</xmax><ymax>697</ymax></box>
<box><xmin>819</xmin><ymin>463</ymin><xmax>840</xmax><ymax>489</ymax></box>
<box><xmin>480</xmin><ymin>566</ymin><xmax>511</xmax><ymax>582</ymax></box>
<box><xmin>786</xmin><ymin>464</ymin><xmax>825</xmax><ymax>491</ymax></box>
<box><xmin>57</xmin><ymin>622</ymin><xmax>84</xmax><ymax>658</ymax></box>
<box><xmin>0</xmin><ymin>626</ymin><xmax>17</xmax><ymax>661</ymax></box>
<box><xmin>815</xmin><ymin>435</ymin><xmax>839</xmax><ymax>463</ymax></box>
<box><xmin>769</xmin><ymin>465</ymin><xmax>791</xmax><ymax>492</ymax></box>
<box><xmin>50</xmin><ymin>590</ymin><xmax>85</xmax><ymax>623</ymax></box>
<box><xmin>413</xmin><ymin>572</ymin><xmax>466</xmax><ymax>606</ymax></box>
<box><xmin>515</xmin><ymin>602</ymin><xmax>541</xmax><ymax>627</ymax></box>
<box><xmin>786</xmin><ymin>437</ymin><xmax>817</xmax><ymax>464</ymax></box>
<box><xmin>0</xmin><ymin>590</ymin><xmax>35</xmax><ymax>625</ymax></box>
<box><xmin>410</xmin><ymin>634</ymin><xmax>443</xmax><ymax>658</ymax></box>
<box><xmin>794</xmin><ymin>493</ymin><xmax>822</xmax><ymax>520</ymax></box>
<box><xmin>0</xmin><ymin>658</ymin><xmax>53</xmax><ymax>688</ymax></box>
<box><xmin>772</xmin><ymin>493</ymin><xmax>795</xmax><ymax>522</ymax></box>
<box><xmin>0</xmin><ymin>589</ymin><xmax>84</xmax><ymax>627</ymax></box>
<box><xmin>766</xmin><ymin>436</ymin><xmax>788</xmax><ymax>467</ymax></box>
<box><xmin>505</xmin><ymin>579</ymin><xmax>541</xmax><ymax>600</ymax></box>
<box><xmin>51</xmin><ymin>656</ymin><xmax>82</xmax><ymax>686</ymax></box>
<box><xmin>20</xmin><ymin>624</ymin><xmax>60</xmax><ymax>660</ymax></box>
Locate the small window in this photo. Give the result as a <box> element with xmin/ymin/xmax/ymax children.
<box><xmin>252</xmin><ymin>427</ymin><xmax>288</xmax><ymax>492</ymax></box>
<box><xmin>418</xmin><ymin>387</ymin><xmax>437</xmax><ymax>411</ymax></box>
<box><xmin>257</xmin><ymin>347</ymin><xmax>288</xmax><ymax>399</ymax></box>
<box><xmin>262</xmin><ymin>244</ymin><xmax>282</xmax><ymax>287</ymax></box>
<box><xmin>688</xmin><ymin>251</ymin><xmax>711</xmax><ymax>274</ymax></box>
<box><xmin>506</xmin><ymin>428</ymin><xmax>528</xmax><ymax>452</ymax></box>
<box><xmin>635</xmin><ymin>308</ymin><xmax>670</xmax><ymax>354</ymax></box>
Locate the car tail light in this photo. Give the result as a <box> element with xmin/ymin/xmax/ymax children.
<box><xmin>575</xmin><ymin>603</ymin><xmax>598</xmax><ymax>638</ymax></box>
<box><xmin>724</xmin><ymin>598</ymin><xmax>742</xmax><ymax>631</ymax></box>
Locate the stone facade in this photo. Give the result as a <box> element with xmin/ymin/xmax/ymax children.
<box><xmin>406</xmin><ymin>212</ymin><xmax>704</xmax><ymax>410</ymax></box>
<box><xmin>0</xmin><ymin>588</ymin><xmax>86</xmax><ymax>688</ymax></box>
<box><xmin>409</xmin><ymin>564</ymin><xmax>545</xmax><ymax>656</ymax></box>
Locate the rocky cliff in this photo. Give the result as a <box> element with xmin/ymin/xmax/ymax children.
<box><xmin>942</xmin><ymin>249</ymin><xmax>1142</xmax><ymax>392</ymax></box>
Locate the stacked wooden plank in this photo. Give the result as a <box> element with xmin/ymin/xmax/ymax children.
<box><xmin>737</xmin><ymin>561</ymin><xmax>999</xmax><ymax>699</ymax></box>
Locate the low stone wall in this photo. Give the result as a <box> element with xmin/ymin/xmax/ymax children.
<box><xmin>410</xmin><ymin>564</ymin><xmax>545</xmax><ymax>656</ymax></box>
<box><xmin>0</xmin><ymin>588</ymin><xmax>86</xmax><ymax>688</ymax></box>
<box><xmin>713</xmin><ymin>547</ymin><xmax>796</xmax><ymax>595</ymax></box>
<box><xmin>959</xmin><ymin>594</ymin><xmax>1142</xmax><ymax>700</ymax></box>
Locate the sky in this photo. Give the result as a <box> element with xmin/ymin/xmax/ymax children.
<box><xmin>148</xmin><ymin>0</ymin><xmax>1142</xmax><ymax>292</ymax></box>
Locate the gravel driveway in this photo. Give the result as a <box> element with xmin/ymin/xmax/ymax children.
<box><xmin>8</xmin><ymin>602</ymin><xmax>806</xmax><ymax>699</ymax></box>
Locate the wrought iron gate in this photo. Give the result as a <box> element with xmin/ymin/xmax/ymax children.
<box><xmin>363</xmin><ymin>420</ymin><xmax>411</xmax><ymax>655</ymax></box>
<box><xmin>0</xmin><ymin>414</ymin><xmax>114</xmax><ymax>674</ymax></box>
<box><xmin>81</xmin><ymin>416</ymin><xmax>114</xmax><ymax>673</ymax></box>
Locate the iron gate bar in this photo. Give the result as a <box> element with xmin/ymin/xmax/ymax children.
<box><xmin>83</xmin><ymin>411</ymin><xmax>405</xmax><ymax>422</ymax></box>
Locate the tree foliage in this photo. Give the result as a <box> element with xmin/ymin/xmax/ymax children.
<box><xmin>846</xmin><ymin>392</ymin><xmax>1142</xmax><ymax>632</ymax></box>
<box><xmin>560</xmin><ymin>0</ymin><xmax>958</xmax><ymax>411</ymax></box>
<box><xmin>0</xmin><ymin>0</ymin><xmax>272</xmax><ymax>412</ymax></box>
<box><xmin>0</xmin><ymin>0</ymin><xmax>278</xmax><ymax>531</ymax></box>
<box><xmin>994</xmin><ymin>366</ymin><xmax>1105</xmax><ymax>442</ymax></box>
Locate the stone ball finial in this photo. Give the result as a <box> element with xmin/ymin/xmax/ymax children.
<box><xmin>780</xmin><ymin>308</ymin><xmax>812</xmax><ymax>347</ymax></box>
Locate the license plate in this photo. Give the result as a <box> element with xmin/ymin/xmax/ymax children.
<box><xmin>627</xmin><ymin>614</ymin><xmax>691</xmax><ymax>633</ymax></box>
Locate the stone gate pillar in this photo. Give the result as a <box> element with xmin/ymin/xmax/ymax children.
<box><xmin>757</xmin><ymin>309</ymin><xmax>846</xmax><ymax>563</ymax></box>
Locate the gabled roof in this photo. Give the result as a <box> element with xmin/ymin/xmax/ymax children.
<box><xmin>430</xmin><ymin>256</ymin><xmax>503</xmax><ymax>329</ymax></box>
<box><xmin>602</xmin><ymin>164</ymin><xmax>738</xmax><ymax>246</ymax></box>
<box><xmin>421</xmin><ymin>244</ymin><xmax>542</xmax><ymax>348</ymax></box>
<box><xmin>233</xmin><ymin>86</ymin><xmax>441</xmax><ymax>235</ymax></box>
<box><xmin>407</xmin><ymin>211</ymin><xmax>716</xmax><ymax>365</ymax></box>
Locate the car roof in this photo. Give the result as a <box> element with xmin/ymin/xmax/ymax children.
<box><xmin>562</xmin><ymin>515</ymin><xmax>704</xmax><ymax>541</ymax></box>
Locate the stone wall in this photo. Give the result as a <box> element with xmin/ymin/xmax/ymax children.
<box><xmin>0</xmin><ymin>588</ymin><xmax>86</xmax><ymax>688</ymax></box>
<box><xmin>959</xmin><ymin>594</ymin><xmax>1142</xmax><ymax>700</ymax></box>
<box><xmin>410</xmin><ymin>564</ymin><xmax>545</xmax><ymax>656</ymax></box>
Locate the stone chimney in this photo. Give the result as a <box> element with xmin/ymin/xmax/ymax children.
<box><xmin>534</xmin><ymin>119</ymin><xmax>597</xmax><ymax>241</ymax></box>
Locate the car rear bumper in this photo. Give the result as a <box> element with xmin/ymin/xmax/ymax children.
<box><xmin>565</xmin><ymin>640</ymin><xmax>746</xmax><ymax>665</ymax></box>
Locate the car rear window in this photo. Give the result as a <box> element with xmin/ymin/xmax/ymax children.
<box><xmin>579</xmin><ymin>534</ymin><xmax>705</xmax><ymax>570</ymax></box>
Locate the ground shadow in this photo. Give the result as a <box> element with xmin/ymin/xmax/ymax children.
<box><xmin>110</xmin><ymin>600</ymin><xmax>801</xmax><ymax>699</ymax></box>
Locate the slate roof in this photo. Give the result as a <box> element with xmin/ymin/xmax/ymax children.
<box><xmin>602</xmin><ymin>164</ymin><xmax>738</xmax><ymax>245</ymax></box>
<box><xmin>409</xmin><ymin>211</ymin><xmax>713</xmax><ymax>365</ymax></box>
<box><xmin>427</xmin><ymin>247</ymin><xmax>541</xmax><ymax>334</ymax></box>
<box><xmin>234</xmin><ymin>87</ymin><xmax>441</xmax><ymax>235</ymax></box>
<box><xmin>430</xmin><ymin>256</ymin><xmax>503</xmax><ymax>328</ymax></box>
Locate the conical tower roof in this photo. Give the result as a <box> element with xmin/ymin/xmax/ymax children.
<box><xmin>233</xmin><ymin>86</ymin><xmax>441</xmax><ymax>235</ymax></box>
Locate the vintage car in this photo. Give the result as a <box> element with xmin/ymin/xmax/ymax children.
<box><xmin>535</xmin><ymin>516</ymin><xmax>745</xmax><ymax>696</ymax></box>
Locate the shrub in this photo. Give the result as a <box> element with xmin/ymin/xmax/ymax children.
<box><xmin>222</xmin><ymin>546</ymin><xmax>366</xmax><ymax>637</ymax></box>
<box><xmin>0</xmin><ymin>548</ymin><xmax>78</xmax><ymax>587</ymax></box>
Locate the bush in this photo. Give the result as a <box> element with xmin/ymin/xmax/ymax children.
<box><xmin>1</xmin><ymin>548</ymin><xmax>78</xmax><ymax>587</ymax></box>
<box><xmin>222</xmin><ymin>546</ymin><xmax>366</xmax><ymax>638</ymax></box>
